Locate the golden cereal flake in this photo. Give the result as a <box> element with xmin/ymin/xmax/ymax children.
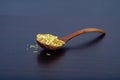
<box><xmin>36</xmin><ymin>34</ymin><xmax>65</xmax><ymax>47</ymax></box>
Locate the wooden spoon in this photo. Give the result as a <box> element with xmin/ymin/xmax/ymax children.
<box><xmin>37</xmin><ymin>28</ymin><xmax>106</xmax><ymax>50</ymax></box>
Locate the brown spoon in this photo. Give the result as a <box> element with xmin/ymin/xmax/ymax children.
<box><xmin>37</xmin><ymin>28</ymin><xmax>106</xmax><ymax>50</ymax></box>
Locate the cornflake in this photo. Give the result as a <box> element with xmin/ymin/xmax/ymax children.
<box><xmin>36</xmin><ymin>34</ymin><xmax>65</xmax><ymax>47</ymax></box>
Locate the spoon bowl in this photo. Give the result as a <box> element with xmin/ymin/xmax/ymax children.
<box><xmin>36</xmin><ymin>40</ymin><xmax>64</xmax><ymax>50</ymax></box>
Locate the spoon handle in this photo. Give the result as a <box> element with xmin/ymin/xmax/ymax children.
<box><xmin>60</xmin><ymin>28</ymin><xmax>106</xmax><ymax>43</ymax></box>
